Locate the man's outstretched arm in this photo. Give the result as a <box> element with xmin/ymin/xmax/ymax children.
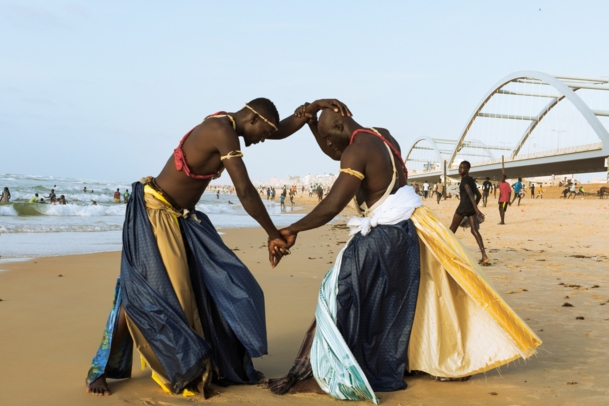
<box><xmin>282</xmin><ymin>146</ymin><xmax>364</xmax><ymax>242</ymax></box>
<box><xmin>266</xmin><ymin>114</ymin><xmax>309</xmax><ymax>140</ymax></box>
<box><xmin>218</xmin><ymin>132</ymin><xmax>287</xmax><ymax>265</ymax></box>
<box><xmin>266</xmin><ymin>99</ymin><xmax>352</xmax><ymax>141</ymax></box>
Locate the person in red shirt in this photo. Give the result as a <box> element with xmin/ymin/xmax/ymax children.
<box><xmin>113</xmin><ymin>188</ymin><xmax>120</xmax><ymax>203</ymax></box>
<box><xmin>498</xmin><ymin>174</ymin><xmax>511</xmax><ymax>225</ymax></box>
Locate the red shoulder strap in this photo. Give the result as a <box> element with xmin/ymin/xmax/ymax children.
<box><xmin>350</xmin><ymin>129</ymin><xmax>408</xmax><ymax>179</ymax></box>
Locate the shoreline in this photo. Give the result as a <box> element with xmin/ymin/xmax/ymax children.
<box><xmin>1</xmin><ymin>198</ymin><xmax>608</xmax><ymax>405</ymax></box>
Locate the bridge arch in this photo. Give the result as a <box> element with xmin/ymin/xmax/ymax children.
<box><xmin>404</xmin><ymin>136</ymin><xmax>447</xmax><ymax>173</ymax></box>
<box><xmin>448</xmin><ymin>70</ymin><xmax>609</xmax><ymax>169</ymax></box>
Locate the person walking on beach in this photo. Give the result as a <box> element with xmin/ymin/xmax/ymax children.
<box><xmin>316</xmin><ymin>185</ymin><xmax>323</xmax><ymax>202</ymax></box>
<box><xmin>85</xmin><ymin>98</ymin><xmax>351</xmax><ymax>398</ymax></box>
<box><xmin>568</xmin><ymin>182</ymin><xmax>577</xmax><ymax>199</ymax></box>
<box><xmin>536</xmin><ymin>184</ymin><xmax>543</xmax><ymax>199</ymax></box>
<box><xmin>123</xmin><ymin>189</ymin><xmax>130</xmax><ymax>203</ymax></box>
<box><xmin>498</xmin><ymin>174</ymin><xmax>511</xmax><ymax>225</ymax></box>
<box><xmin>482</xmin><ymin>177</ymin><xmax>492</xmax><ymax>207</ymax></box>
<box><xmin>1</xmin><ymin>187</ymin><xmax>10</xmax><ymax>202</ymax></box>
<box><xmin>436</xmin><ymin>179</ymin><xmax>443</xmax><ymax>204</ymax></box>
<box><xmin>423</xmin><ymin>180</ymin><xmax>429</xmax><ymax>199</ymax></box>
<box><xmin>530</xmin><ymin>183</ymin><xmax>535</xmax><ymax>198</ymax></box>
<box><xmin>511</xmin><ymin>178</ymin><xmax>523</xmax><ymax>206</ymax></box>
<box><xmin>113</xmin><ymin>188</ymin><xmax>120</xmax><ymax>203</ymax></box>
<box><xmin>269</xmin><ymin>105</ymin><xmax>540</xmax><ymax>402</ymax></box>
<box><xmin>449</xmin><ymin>161</ymin><xmax>489</xmax><ymax>266</ymax></box>
<box><xmin>280</xmin><ymin>187</ymin><xmax>287</xmax><ymax>209</ymax></box>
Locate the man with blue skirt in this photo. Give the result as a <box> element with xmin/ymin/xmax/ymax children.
<box><xmin>85</xmin><ymin>98</ymin><xmax>351</xmax><ymax>397</ymax></box>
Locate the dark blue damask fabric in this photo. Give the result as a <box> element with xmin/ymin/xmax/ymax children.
<box><xmin>335</xmin><ymin>219</ymin><xmax>420</xmax><ymax>392</ymax></box>
<box><xmin>89</xmin><ymin>182</ymin><xmax>266</xmax><ymax>393</ymax></box>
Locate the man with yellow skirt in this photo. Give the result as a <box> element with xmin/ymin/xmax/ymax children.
<box><xmin>268</xmin><ymin>107</ymin><xmax>541</xmax><ymax>404</ymax></box>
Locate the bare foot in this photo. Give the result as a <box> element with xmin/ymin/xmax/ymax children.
<box><xmin>203</xmin><ymin>386</ymin><xmax>220</xmax><ymax>399</ymax></box>
<box><xmin>479</xmin><ymin>258</ymin><xmax>491</xmax><ymax>266</ymax></box>
<box><xmin>86</xmin><ymin>375</ymin><xmax>110</xmax><ymax>396</ymax></box>
<box><xmin>289</xmin><ymin>378</ymin><xmax>326</xmax><ymax>395</ymax></box>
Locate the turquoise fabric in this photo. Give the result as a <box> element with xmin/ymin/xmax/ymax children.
<box><xmin>310</xmin><ymin>240</ymin><xmax>379</xmax><ymax>404</ymax></box>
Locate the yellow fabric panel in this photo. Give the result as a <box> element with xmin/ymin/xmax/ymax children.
<box><xmin>126</xmin><ymin>185</ymin><xmax>211</xmax><ymax>390</ymax></box>
<box><xmin>408</xmin><ymin>205</ymin><xmax>541</xmax><ymax>377</ymax></box>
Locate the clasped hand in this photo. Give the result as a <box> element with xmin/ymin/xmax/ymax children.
<box><xmin>267</xmin><ymin>228</ymin><xmax>298</xmax><ymax>268</ymax></box>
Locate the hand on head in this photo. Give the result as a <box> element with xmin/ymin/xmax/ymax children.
<box><xmin>294</xmin><ymin>99</ymin><xmax>352</xmax><ymax>119</ymax></box>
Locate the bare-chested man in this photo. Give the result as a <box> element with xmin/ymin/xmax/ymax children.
<box><xmin>268</xmin><ymin>106</ymin><xmax>419</xmax><ymax>402</ymax></box>
<box><xmin>85</xmin><ymin>98</ymin><xmax>349</xmax><ymax>398</ymax></box>
<box><xmin>268</xmin><ymin>105</ymin><xmax>541</xmax><ymax>403</ymax></box>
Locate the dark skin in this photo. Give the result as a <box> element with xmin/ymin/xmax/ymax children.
<box><xmin>273</xmin><ymin>107</ymin><xmax>406</xmax><ymax>271</ymax></box>
<box><xmin>448</xmin><ymin>163</ymin><xmax>489</xmax><ymax>265</ymax></box>
<box><xmin>87</xmin><ymin>99</ymin><xmax>350</xmax><ymax>397</ymax></box>
<box><xmin>510</xmin><ymin>179</ymin><xmax>523</xmax><ymax>205</ymax></box>
<box><xmin>273</xmin><ymin>105</ymin><xmax>476</xmax><ymax>390</ymax></box>
<box><xmin>270</xmin><ymin>109</ymin><xmax>406</xmax><ymax>393</ymax></box>
<box><xmin>498</xmin><ymin>175</ymin><xmax>511</xmax><ymax>225</ymax></box>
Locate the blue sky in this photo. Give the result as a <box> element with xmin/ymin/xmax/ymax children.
<box><xmin>1</xmin><ymin>0</ymin><xmax>608</xmax><ymax>183</ymax></box>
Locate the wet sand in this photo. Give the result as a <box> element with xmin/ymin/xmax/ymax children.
<box><xmin>1</xmin><ymin>195</ymin><xmax>608</xmax><ymax>405</ymax></box>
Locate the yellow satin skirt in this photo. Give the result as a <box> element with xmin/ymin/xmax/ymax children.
<box><xmin>408</xmin><ymin>206</ymin><xmax>541</xmax><ymax>377</ymax></box>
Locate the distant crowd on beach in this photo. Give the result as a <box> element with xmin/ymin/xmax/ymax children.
<box><xmin>0</xmin><ymin>185</ymin><xmax>134</xmax><ymax>206</ymax></box>
<box><xmin>409</xmin><ymin>177</ymin><xmax>598</xmax><ymax>204</ymax></box>
<box><xmin>257</xmin><ymin>184</ymin><xmax>329</xmax><ymax>210</ymax></box>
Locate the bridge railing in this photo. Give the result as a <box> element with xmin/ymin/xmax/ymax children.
<box><xmin>449</xmin><ymin>142</ymin><xmax>604</xmax><ymax>169</ymax></box>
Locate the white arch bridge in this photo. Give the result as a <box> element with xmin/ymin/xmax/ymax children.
<box><xmin>405</xmin><ymin>71</ymin><xmax>609</xmax><ymax>181</ymax></box>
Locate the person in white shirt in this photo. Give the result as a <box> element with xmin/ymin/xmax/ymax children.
<box><xmin>423</xmin><ymin>181</ymin><xmax>430</xmax><ymax>199</ymax></box>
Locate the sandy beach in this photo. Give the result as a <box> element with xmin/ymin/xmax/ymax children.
<box><xmin>1</xmin><ymin>193</ymin><xmax>608</xmax><ymax>406</ymax></box>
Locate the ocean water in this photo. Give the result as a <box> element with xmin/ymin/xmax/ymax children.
<box><xmin>0</xmin><ymin>174</ymin><xmax>304</xmax><ymax>258</ymax></box>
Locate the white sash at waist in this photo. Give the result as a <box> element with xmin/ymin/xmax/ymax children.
<box><xmin>348</xmin><ymin>185</ymin><xmax>423</xmax><ymax>236</ymax></box>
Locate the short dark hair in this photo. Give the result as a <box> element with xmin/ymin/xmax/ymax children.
<box><xmin>247</xmin><ymin>97</ymin><xmax>280</xmax><ymax>125</ymax></box>
<box><xmin>461</xmin><ymin>160</ymin><xmax>471</xmax><ymax>169</ymax></box>
<box><xmin>486</xmin><ymin>177</ymin><xmax>490</xmax><ymax>180</ymax></box>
